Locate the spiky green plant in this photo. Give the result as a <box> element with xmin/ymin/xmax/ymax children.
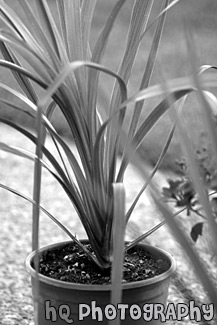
<box><xmin>1</xmin><ymin>3</ymin><xmax>217</xmax><ymax>323</ymax></box>
<box><xmin>0</xmin><ymin>0</ymin><xmax>179</xmax><ymax>270</ymax></box>
<box><xmin>0</xmin><ymin>0</ymin><xmax>217</xmax><ymax>276</ymax></box>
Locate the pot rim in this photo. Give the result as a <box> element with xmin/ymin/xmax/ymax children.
<box><xmin>25</xmin><ymin>240</ymin><xmax>176</xmax><ymax>291</ymax></box>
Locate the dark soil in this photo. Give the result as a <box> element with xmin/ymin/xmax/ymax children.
<box><xmin>34</xmin><ymin>242</ymin><xmax>171</xmax><ymax>285</ymax></box>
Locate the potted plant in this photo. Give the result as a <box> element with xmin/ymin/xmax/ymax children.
<box><xmin>0</xmin><ymin>1</ymin><xmax>182</xmax><ymax>324</ymax></box>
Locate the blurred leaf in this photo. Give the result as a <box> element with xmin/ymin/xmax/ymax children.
<box><xmin>175</xmin><ymin>31</ymin><xmax>217</xmax><ymax>254</ymax></box>
<box><xmin>152</xmin><ymin>189</ymin><xmax>217</xmax><ymax>306</ymax></box>
<box><xmin>190</xmin><ymin>222</ymin><xmax>203</xmax><ymax>242</ymax></box>
<box><xmin>111</xmin><ymin>183</ymin><xmax>125</xmax><ymax>325</ymax></box>
<box><xmin>119</xmin><ymin>72</ymin><xmax>217</xmax><ymax>106</ymax></box>
<box><xmin>162</xmin><ymin>178</ymin><xmax>196</xmax><ymax>210</ymax></box>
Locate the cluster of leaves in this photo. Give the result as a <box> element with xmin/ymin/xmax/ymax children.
<box><xmin>0</xmin><ymin>0</ymin><xmax>180</xmax><ymax>270</ymax></box>
<box><xmin>162</xmin><ymin>145</ymin><xmax>217</xmax><ymax>243</ymax></box>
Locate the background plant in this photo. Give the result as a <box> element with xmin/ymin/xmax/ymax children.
<box><xmin>162</xmin><ymin>149</ymin><xmax>217</xmax><ymax>243</ymax></box>
<box><xmin>134</xmin><ymin>61</ymin><xmax>217</xmax><ymax>316</ymax></box>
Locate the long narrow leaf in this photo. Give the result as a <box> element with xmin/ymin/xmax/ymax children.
<box><xmin>32</xmin><ymin>93</ymin><xmax>44</xmax><ymax>325</ymax></box>
<box><xmin>111</xmin><ymin>183</ymin><xmax>125</xmax><ymax>324</ymax></box>
<box><xmin>0</xmin><ymin>0</ymin><xmax>40</xmax><ymax>48</ymax></box>
<box><xmin>110</xmin><ymin>0</ymin><xmax>154</xmax><ymax>112</ymax></box>
<box><xmin>0</xmin><ymin>31</ymin><xmax>55</xmax><ymax>83</ymax></box>
<box><xmin>0</xmin><ymin>0</ymin><xmax>54</xmax><ymax>65</ymax></box>
<box><xmin>62</xmin><ymin>0</ymin><xmax>89</xmax><ymax>113</ymax></box>
<box><xmin>126</xmin><ymin>207</ymin><xmax>186</xmax><ymax>251</ymax></box>
<box><xmin>106</xmin><ymin>0</ymin><xmax>154</xmax><ymax>194</ymax></box>
<box><xmin>0</xmin><ymin>119</ymin><xmax>83</xmax><ymax>201</ymax></box>
<box><xmin>39</xmin><ymin>60</ymin><xmax>127</xmax><ymax>111</ymax></box>
<box><xmin>117</xmin><ymin>89</ymin><xmax>191</xmax><ymax>180</ymax></box>
<box><xmin>125</xmin><ymin>123</ymin><xmax>175</xmax><ymax>221</ymax></box>
<box><xmin>55</xmin><ymin>0</ymin><xmax>82</xmax><ymax>107</ymax></box>
<box><xmin>0</xmin><ymin>143</ymin><xmax>36</xmax><ymax>160</ymax></box>
<box><xmin>34</xmin><ymin>0</ymin><xmax>59</xmax><ymax>56</ymax></box>
<box><xmin>35</xmin><ymin>0</ymin><xmax>69</xmax><ymax>65</ymax></box>
<box><xmin>0</xmin><ymin>142</ymin><xmax>80</xmax><ymax>195</ymax></box>
<box><xmin>88</xmin><ymin>0</ymin><xmax>127</xmax><ymax>144</ymax></box>
<box><xmin>128</xmin><ymin>0</ymin><xmax>169</xmax><ymax>139</ymax></box>
<box><xmin>0</xmin><ymin>59</ymin><xmax>48</xmax><ymax>89</ymax></box>
<box><xmin>19</xmin><ymin>0</ymin><xmax>62</xmax><ymax>70</ymax></box>
<box><xmin>0</xmin><ymin>80</ymin><xmax>39</xmax><ymax>110</ymax></box>
<box><xmin>0</xmin><ymin>99</ymin><xmax>35</xmax><ymax>119</ymax></box>
<box><xmin>0</xmin><ymin>81</ymin><xmax>93</xmax><ymax>228</ymax></box>
<box><xmin>0</xmin><ymin>42</ymin><xmax>38</xmax><ymax>103</ymax></box>
<box><xmin>0</xmin><ymin>60</ymin><xmax>89</xmax><ymax>163</ymax></box>
<box><xmin>81</xmin><ymin>0</ymin><xmax>97</xmax><ymax>60</ymax></box>
<box><xmin>124</xmin><ymin>0</ymin><xmax>181</xmax><ymax>70</ymax></box>
<box><xmin>0</xmin><ymin>115</ymin><xmax>104</xmax><ymax>237</ymax></box>
<box><xmin>0</xmin><ymin>118</ymin><xmax>111</xmax><ymax>267</ymax></box>
<box><xmin>0</xmin><ymin>182</ymin><xmax>101</xmax><ymax>266</ymax></box>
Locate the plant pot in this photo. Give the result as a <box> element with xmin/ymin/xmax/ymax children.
<box><xmin>26</xmin><ymin>240</ymin><xmax>176</xmax><ymax>325</ymax></box>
